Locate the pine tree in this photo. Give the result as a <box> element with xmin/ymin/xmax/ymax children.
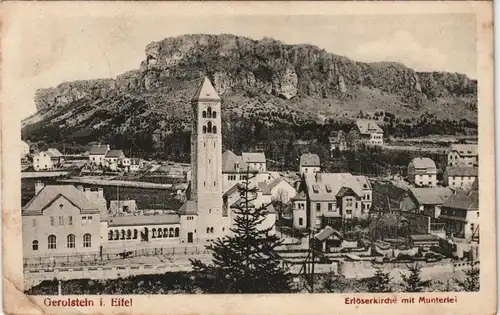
<box><xmin>454</xmin><ymin>261</ymin><xmax>480</xmax><ymax>292</ymax></box>
<box><xmin>367</xmin><ymin>266</ymin><xmax>393</xmax><ymax>293</ymax></box>
<box><xmin>190</xmin><ymin>169</ymin><xmax>293</xmax><ymax>293</ymax></box>
<box><xmin>400</xmin><ymin>262</ymin><xmax>432</xmax><ymax>292</ymax></box>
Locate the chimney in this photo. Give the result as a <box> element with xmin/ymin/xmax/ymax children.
<box><xmin>77</xmin><ymin>185</ymin><xmax>84</xmax><ymax>192</ymax></box>
<box><xmin>98</xmin><ymin>188</ymin><xmax>104</xmax><ymax>198</ymax></box>
<box><xmin>35</xmin><ymin>182</ymin><xmax>45</xmax><ymax>195</ymax></box>
<box><xmin>84</xmin><ymin>188</ymin><xmax>91</xmax><ymax>200</ymax></box>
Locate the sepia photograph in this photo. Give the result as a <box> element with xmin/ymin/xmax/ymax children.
<box><xmin>1</xmin><ymin>1</ymin><xmax>496</xmax><ymax>315</ymax></box>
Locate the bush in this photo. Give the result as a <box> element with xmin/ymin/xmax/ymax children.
<box><xmin>396</xmin><ymin>253</ymin><xmax>413</xmax><ymax>262</ymax></box>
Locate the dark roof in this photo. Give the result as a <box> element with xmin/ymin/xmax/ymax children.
<box><xmin>442</xmin><ymin>190</ymin><xmax>479</xmax><ymax>210</ymax></box>
<box><xmin>23</xmin><ymin>185</ymin><xmax>98</xmax><ymax>214</ymax></box>
<box><xmin>355</xmin><ymin>119</ymin><xmax>383</xmax><ymax>134</ymax></box>
<box><xmin>177</xmin><ymin>200</ymin><xmax>198</xmax><ymax>215</ymax></box>
<box><xmin>105</xmin><ymin>150</ymin><xmax>125</xmax><ymax>158</ymax></box>
<box><xmin>300</xmin><ymin>153</ymin><xmax>320</xmax><ymax>167</ymax></box>
<box><xmin>89</xmin><ymin>145</ymin><xmax>109</xmax><ymax>155</ymax></box>
<box><xmin>449</xmin><ymin>144</ymin><xmax>478</xmax><ymax>157</ymax></box>
<box><xmin>409</xmin><ymin>187</ymin><xmax>453</xmax><ymax>205</ymax></box>
<box><xmin>445</xmin><ymin>166</ymin><xmax>478</xmax><ymax>177</ymax></box>
<box><xmin>410</xmin><ymin>234</ymin><xmax>439</xmax><ymax>242</ymax></box>
<box><xmin>105</xmin><ymin>214</ymin><xmax>180</xmax><ymax>226</ymax></box>
<box><xmin>191</xmin><ymin>76</ymin><xmax>221</xmax><ymax>102</ymax></box>
<box><xmin>410</xmin><ymin>157</ymin><xmax>437</xmax><ymax>170</ymax></box>
<box><xmin>336</xmin><ymin>186</ymin><xmax>359</xmax><ymax>198</ymax></box>
<box><xmin>222</xmin><ymin>150</ymin><xmax>258</xmax><ymax>173</ymax></box>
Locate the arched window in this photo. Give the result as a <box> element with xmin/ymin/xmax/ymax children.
<box><xmin>203</xmin><ymin>126</ymin><xmax>207</xmax><ymax>133</ymax></box>
<box><xmin>206</xmin><ymin>227</ymin><xmax>210</xmax><ymax>234</ymax></box>
<box><xmin>158</xmin><ymin>229</ymin><xmax>163</xmax><ymax>238</ymax></box>
<box><xmin>175</xmin><ymin>227</ymin><xmax>179</xmax><ymax>237</ymax></box>
<box><xmin>67</xmin><ymin>234</ymin><xmax>75</xmax><ymax>248</ymax></box>
<box><xmin>202</xmin><ymin>111</ymin><xmax>207</xmax><ymax>118</ymax></box>
<box><xmin>83</xmin><ymin>234</ymin><xmax>91</xmax><ymax>248</ymax></box>
<box><xmin>108</xmin><ymin>230</ymin><xmax>113</xmax><ymax>241</ymax></box>
<box><xmin>210</xmin><ymin>227</ymin><xmax>214</xmax><ymax>233</ymax></box>
<box><xmin>133</xmin><ymin>229</ymin><xmax>138</xmax><ymax>239</ymax></box>
<box><xmin>32</xmin><ymin>240</ymin><xmax>39</xmax><ymax>251</ymax></box>
<box><xmin>207</xmin><ymin>121</ymin><xmax>212</xmax><ymax>133</ymax></box>
<box><xmin>120</xmin><ymin>230</ymin><xmax>125</xmax><ymax>240</ymax></box>
<box><xmin>48</xmin><ymin>235</ymin><xmax>56</xmax><ymax>249</ymax></box>
<box><xmin>207</xmin><ymin>107</ymin><xmax>212</xmax><ymax>118</ymax></box>
<box><xmin>212</xmin><ymin>111</ymin><xmax>217</xmax><ymax>119</ymax></box>
<box><xmin>169</xmin><ymin>228</ymin><xmax>174</xmax><ymax>237</ymax></box>
<box><xmin>127</xmin><ymin>229</ymin><xmax>132</xmax><ymax>240</ymax></box>
<box><xmin>114</xmin><ymin>230</ymin><xmax>120</xmax><ymax>240</ymax></box>
<box><xmin>152</xmin><ymin>228</ymin><xmax>157</xmax><ymax>238</ymax></box>
<box><xmin>164</xmin><ymin>228</ymin><xmax>169</xmax><ymax>237</ymax></box>
<box><xmin>213</xmin><ymin>126</ymin><xmax>217</xmax><ymax>134</ymax></box>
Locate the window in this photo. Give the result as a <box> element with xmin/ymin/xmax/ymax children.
<box><xmin>355</xmin><ymin>202</ymin><xmax>358</xmax><ymax>209</ymax></box>
<box><xmin>470</xmin><ymin>223</ymin><xmax>475</xmax><ymax>231</ymax></box>
<box><xmin>209</xmin><ymin>209</ymin><xmax>211</xmax><ymax>214</ymax></box>
<box><xmin>50</xmin><ymin>216</ymin><xmax>55</xmax><ymax>226</ymax></box>
<box><xmin>32</xmin><ymin>240</ymin><xmax>38</xmax><ymax>251</ymax></box>
<box><xmin>127</xmin><ymin>229</ymin><xmax>132</xmax><ymax>239</ymax></box>
<box><xmin>213</xmin><ymin>126</ymin><xmax>217</xmax><ymax>134</ymax></box>
<box><xmin>207</xmin><ymin>121</ymin><xmax>212</xmax><ymax>133</ymax></box>
<box><xmin>346</xmin><ymin>210</ymin><xmax>352</xmax><ymax>215</ymax></box>
<box><xmin>207</xmin><ymin>107</ymin><xmax>212</xmax><ymax>118</ymax></box>
<box><xmin>203</xmin><ymin>126</ymin><xmax>207</xmax><ymax>133</ymax></box>
<box><xmin>108</xmin><ymin>230</ymin><xmax>113</xmax><ymax>241</ymax></box>
<box><xmin>152</xmin><ymin>228</ymin><xmax>157</xmax><ymax>238</ymax></box>
<box><xmin>202</xmin><ymin>111</ymin><xmax>207</xmax><ymax>118</ymax></box>
<box><xmin>48</xmin><ymin>235</ymin><xmax>56</xmax><ymax>249</ymax></box>
<box><xmin>67</xmin><ymin>234</ymin><xmax>75</xmax><ymax>248</ymax></box>
<box><xmin>82</xmin><ymin>216</ymin><xmax>87</xmax><ymax>224</ymax></box>
<box><xmin>59</xmin><ymin>216</ymin><xmax>64</xmax><ymax>225</ymax></box>
<box><xmin>83</xmin><ymin>234</ymin><xmax>91</xmax><ymax>248</ymax></box>
<box><xmin>204</xmin><ymin>181</ymin><xmax>206</xmax><ymax>186</ymax></box>
<box><xmin>175</xmin><ymin>227</ymin><xmax>179</xmax><ymax>237</ymax></box>
<box><xmin>32</xmin><ymin>219</ymin><xmax>36</xmax><ymax>227</ymax></box>
<box><xmin>68</xmin><ymin>216</ymin><xmax>73</xmax><ymax>225</ymax></box>
<box><xmin>214</xmin><ymin>181</ymin><xmax>216</xmax><ymax>186</ymax></box>
<box><xmin>163</xmin><ymin>228</ymin><xmax>168</xmax><ymax>237</ymax></box>
<box><xmin>328</xmin><ymin>203</ymin><xmax>333</xmax><ymax>211</ymax></box>
<box><xmin>212</xmin><ymin>111</ymin><xmax>217</xmax><ymax>118</ymax></box>
<box><xmin>299</xmin><ymin>218</ymin><xmax>303</xmax><ymax>226</ymax></box>
<box><xmin>206</xmin><ymin>227</ymin><xmax>210</xmax><ymax>233</ymax></box>
<box><xmin>316</xmin><ymin>203</ymin><xmax>321</xmax><ymax>211</ymax></box>
<box><xmin>210</xmin><ymin>227</ymin><xmax>214</xmax><ymax>233</ymax></box>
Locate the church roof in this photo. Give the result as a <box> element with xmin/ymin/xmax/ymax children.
<box><xmin>191</xmin><ymin>76</ymin><xmax>221</xmax><ymax>102</ymax></box>
<box><xmin>177</xmin><ymin>200</ymin><xmax>198</xmax><ymax>215</ymax></box>
<box><xmin>23</xmin><ymin>185</ymin><xmax>98</xmax><ymax>214</ymax></box>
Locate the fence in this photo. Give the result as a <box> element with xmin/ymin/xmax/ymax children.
<box><xmin>23</xmin><ymin>245</ymin><xmax>211</xmax><ymax>269</ymax></box>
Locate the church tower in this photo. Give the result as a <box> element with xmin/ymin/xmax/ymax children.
<box><xmin>190</xmin><ymin>77</ymin><xmax>225</xmax><ymax>242</ymax></box>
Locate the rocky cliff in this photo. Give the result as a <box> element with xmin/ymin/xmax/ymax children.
<box><xmin>24</xmin><ymin>34</ymin><xmax>477</xmax><ymax>150</ymax></box>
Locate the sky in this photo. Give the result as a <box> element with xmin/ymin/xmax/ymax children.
<box><xmin>3</xmin><ymin>7</ymin><xmax>477</xmax><ymax>120</ymax></box>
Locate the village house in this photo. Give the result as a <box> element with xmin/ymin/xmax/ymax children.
<box><xmin>33</xmin><ymin>148</ymin><xmax>64</xmax><ymax>171</ymax></box>
<box><xmin>241</xmin><ymin>152</ymin><xmax>267</xmax><ymax>172</ymax></box>
<box><xmin>88</xmin><ymin>144</ymin><xmax>110</xmax><ymax>166</ymax></box>
<box><xmin>348</xmin><ymin>119</ymin><xmax>384</xmax><ymax>147</ymax></box>
<box><xmin>266</xmin><ymin>177</ymin><xmax>297</xmax><ymax>203</ymax></box>
<box><xmin>447</xmin><ymin>144</ymin><xmax>478</xmax><ymax>167</ymax></box>
<box><xmin>21</xmin><ymin>140</ymin><xmax>30</xmax><ymax>159</ymax></box>
<box><xmin>109</xmin><ymin>200</ymin><xmax>138</xmax><ymax>215</ymax></box>
<box><xmin>439</xmin><ymin>182</ymin><xmax>479</xmax><ymax>241</ymax></box>
<box><xmin>21</xmin><ymin>184</ymin><xmax>102</xmax><ymax>260</ymax></box>
<box><xmin>400</xmin><ymin>187</ymin><xmax>453</xmax><ymax>218</ymax></box>
<box><xmin>221</xmin><ymin>150</ymin><xmax>259</xmax><ymax>193</ymax></box>
<box><xmin>407</xmin><ymin>157</ymin><xmax>438</xmax><ymax>187</ymax></box>
<box><xmin>291</xmin><ymin>191</ymin><xmax>307</xmax><ymax>229</ymax></box>
<box><xmin>443</xmin><ymin>166</ymin><xmax>478</xmax><ymax>190</ymax></box>
<box><xmin>329</xmin><ymin>130</ymin><xmax>348</xmax><ymax>154</ymax></box>
<box><xmin>299</xmin><ymin>153</ymin><xmax>321</xmax><ymax>176</ymax></box>
<box><xmin>119</xmin><ymin>157</ymin><xmax>131</xmax><ymax>169</ymax></box>
<box><xmin>104</xmin><ymin>150</ymin><xmax>126</xmax><ymax>170</ymax></box>
<box><xmin>297</xmin><ymin>172</ymin><xmax>372</xmax><ymax>230</ymax></box>
<box><xmin>129</xmin><ymin>158</ymin><xmax>143</xmax><ymax>172</ymax></box>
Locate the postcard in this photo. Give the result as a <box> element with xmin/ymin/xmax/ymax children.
<box><xmin>1</xmin><ymin>1</ymin><xmax>496</xmax><ymax>315</ymax></box>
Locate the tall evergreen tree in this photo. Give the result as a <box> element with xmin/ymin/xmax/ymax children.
<box><xmin>190</xmin><ymin>169</ymin><xmax>293</xmax><ymax>293</ymax></box>
<box><xmin>400</xmin><ymin>262</ymin><xmax>432</xmax><ymax>292</ymax></box>
<box><xmin>454</xmin><ymin>261</ymin><xmax>480</xmax><ymax>292</ymax></box>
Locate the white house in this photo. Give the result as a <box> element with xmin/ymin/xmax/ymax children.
<box><xmin>407</xmin><ymin>157</ymin><xmax>438</xmax><ymax>187</ymax></box>
<box><xmin>299</xmin><ymin>153</ymin><xmax>320</xmax><ymax>176</ymax></box>
<box><xmin>21</xmin><ymin>140</ymin><xmax>30</xmax><ymax>159</ymax></box>
<box><xmin>443</xmin><ymin>166</ymin><xmax>478</xmax><ymax>190</ymax></box>
<box><xmin>447</xmin><ymin>144</ymin><xmax>478</xmax><ymax>167</ymax></box>
<box><xmin>33</xmin><ymin>148</ymin><xmax>64</xmax><ymax>171</ymax></box>
<box><xmin>104</xmin><ymin>150</ymin><xmax>126</xmax><ymax>170</ymax></box>
<box><xmin>241</xmin><ymin>152</ymin><xmax>267</xmax><ymax>172</ymax></box>
<box><xmin>439</xmin><ymin>186</ymin><xmax>479</xmax><ymax>241</ymax></box>
<box><xmin>89</xmin><ymin>145</ymin><xmax>110</xmax><ymax>166</ymax></box>
<box><xmin>348</xmin><ymin>119</ymin><xmax>384</xmax><ymax>146</ymax></box>
<box><xmin>266</xmin><ymin>177</ymin><xmax>297</xmax><ymax>203</ymax></box>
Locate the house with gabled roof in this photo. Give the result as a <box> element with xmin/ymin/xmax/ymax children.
<box><xmin>221</xmin><ymin>150</ymin><xmax>260</xmax><ymax>193</ymax></box>
<box><xmin>348</xmin><ymin>119</ymin><xmax>384</xmax><ymax>147</ymax></box>
<box><xmin>89</xmin><ymin>144</ymin><xmax>110</xmax><ymax>166</ymax></box>
<box><xmin>443</xmin><ymin>166</ymin><xmax>478</xmax><ymax>190</ymax></box>
<box><xmin>266</xmin><ymin>177</ymin><xmax>297</xmax><ymax>203</ymax></box>
<box><xmin>299</xmin><ymin>153</ymin><xmax>321</xmax><ymax>176</ymax></box>
<box><xmin>439</xmin><ymin>184</ymin><xmax>479</xmax><ymax>241</ymax></box>
<box><xmin>22</xmin><ymin>183</ymin><xmax>102</xmax><ymax>260</ymax></box>
<box><xmin>241</xmin><ymin>152</ymin><xmax>267</xmax><ymax>172</ymax></box>
<box><xmin>447</xmin><ymin>144</ymin><xmax>478</xmax><ymax>167</ymax></box>
<box><xmin>33</xmin><ymin>148</ymin><xmax>64</xmax><ymax>171</ymax></box>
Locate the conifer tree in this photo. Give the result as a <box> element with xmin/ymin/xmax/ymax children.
<box><xmin>190</xmin><ymin>169</ymin><xmax>293</xmax><ymax>293</ymax></box>
<box><xmin>455</xmin><ymin>261</ymin><xmax>480</xmax><ymax>292</ymax></box>
<box><xmin>367</xmin><ymin>266</ymin><xmax>393</xmax><ymax>293</ymax></box>
<box><xmin>400</xmin><ymin>262</ymin><xmax>432</xmax><ymax>292</ymax></box>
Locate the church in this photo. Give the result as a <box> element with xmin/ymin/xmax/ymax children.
<box><xmin>175</xmin><ymin>76</ymin><xmax>276</xmax><ymax>244</ymax></box>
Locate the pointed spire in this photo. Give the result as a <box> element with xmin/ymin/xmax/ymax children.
<box><xmin>191</xmin><ymin>76</ymin><xmax>221</xmax><ymax>102</ymax></box>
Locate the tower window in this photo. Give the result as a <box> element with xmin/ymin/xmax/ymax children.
<box><xmin>214</xmin><ymin>181</ymin><xmax>216</xmax><ymax>186</ymax></box>
<box><xmin>212</xmin><ymin>111</ymin><xmax>217</xmax><ymax>119</ymax></box>
<box><xmin>207</xmin><ymin>107</ymin><xmax>212</xmax><ymax>118</ymax></box>
<box><xmin>213</xmin><ymin>126</ymin><xmax>217</xmax><ymax>134</ymax></box>
<box><xmin>204</xmin><ymin>181</ymin><xmax>206</xmax><ymax>186</ymax></box>
<box><xmin>207</xmin><ymin>121</ymin><xmax>212</xmax><ymax>133</ymax></box>
<box><xmin>202</xmin><ymin>111</ymin><xmax>207</xmax><ymax>118</ymax></box>
<box><xmin>203</xmin><ymin>126</ymin><xmax>207</xmax><ymax>133</ymax></box>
